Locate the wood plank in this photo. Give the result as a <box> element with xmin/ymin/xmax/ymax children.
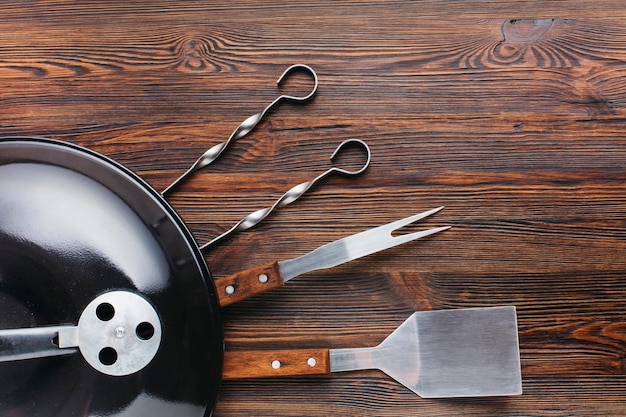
<box><xmin>1</xmin><ymin>1</ymin><xmax>626</xmax><ymax>416</ymax></box>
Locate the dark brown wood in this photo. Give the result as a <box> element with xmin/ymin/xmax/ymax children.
<box><xmin>216</xmin><ymin>261</ymin><xmax>283</xmax><ymax>307</ymax></box>
<box><xmin>2</xmin><ymin>1</ymin><xmax>626</xmax><ymax>416</ymax></box>
<box><xmin>222</xmin><ymin>348</ymin><xmax>330</xmax><ymax>379</ymax></box>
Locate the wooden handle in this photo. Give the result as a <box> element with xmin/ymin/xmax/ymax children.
<box><xmin>215</xmin><ymin>261</ymin><xmax>284</xmax><ymax>307</ymax></box>
<box><xmin>222</xmin><ymin>348</ymin><xmax>330</xmax><ymax>379</ymax></box>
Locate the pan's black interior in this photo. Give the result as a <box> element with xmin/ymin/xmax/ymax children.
<box><xmin>0</xmin><ymin>138</ymin><xmax>222</xmax><ymax>417</ymax></box>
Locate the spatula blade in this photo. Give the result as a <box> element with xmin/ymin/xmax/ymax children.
<box><xmin>409</xmin><ymin>306</ymin><xmax>521</xmax><ymax>397</ymax></box>
<box><xmin>329</xmin><ymin>306</ymin><xmax>521</xmax><ymax>397</ymax></box>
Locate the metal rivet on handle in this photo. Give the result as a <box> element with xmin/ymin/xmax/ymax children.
<box><xmin>225</xmin><ymin>285</ymin><xmax>235</xmax><ymax>295</ymax></box>
<box><xmin>258</xmin><ymin>274</ymin><xmax>269</xmax><ymax>283</ymax></box>
<box><xmin>307</xmin><ymin>357</ymin><xmax>316</xmax><ymax>367</ymax></box>
<box><xmin>271</xmin><ymin>360</ymin><xmax>281</xmax><ymax>369</ymax></box>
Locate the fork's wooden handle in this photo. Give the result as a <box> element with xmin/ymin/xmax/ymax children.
<box><xmin>215</xmin><ymin>261</ymin><xmax>284</xmax><ymax>307</ymax></box>
<box><xmin>222</xmin><ymin>348</ymin><xmax>331</xmax><ymax>379</ymax></box>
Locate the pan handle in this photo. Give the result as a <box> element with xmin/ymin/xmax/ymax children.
<box><xmin>222</xmin><ymin>348</ymin><xmax>330</xmax><ymax>379</ymax></box>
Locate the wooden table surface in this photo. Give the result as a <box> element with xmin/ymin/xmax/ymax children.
<box><xmin>2</xmin><ymin>1</ymin><xmax>626</xmax><ymax>416</ymax></box>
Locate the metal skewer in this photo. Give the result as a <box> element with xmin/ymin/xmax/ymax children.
<box><xmin>200</xmin><ymin>139</ymin><xmax>371</xmax><ymax>250</ymax></box>
<box><xmin>163</xmin><ymin>64</ymin><xmax>318</xmax><ymax>195</ymax></box>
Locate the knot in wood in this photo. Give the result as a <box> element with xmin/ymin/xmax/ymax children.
<box><xmin>502</xmin><ymin>19</ymin><xmax>554</xmax><ymax>45</ymax></box>
<box><xmin>492</xmin><ymin>18</ymin><xmax>555</xmax><ymax>64</ymax></box>
<box><xmin>174</xmin><ymin>36</ymin><xmax>213</xmax><ymax>72</ymax></box>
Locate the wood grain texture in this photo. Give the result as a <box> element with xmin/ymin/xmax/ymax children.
<box><xmin>2</xmin><ymin>1</ymin><xmax>626</xmax><ymax>416</ymax></box>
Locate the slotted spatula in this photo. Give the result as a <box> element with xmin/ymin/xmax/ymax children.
<box><xmin>223</xmin><ymin>306</ymin><xmax>522</xmax><ymax>397</ymax></box>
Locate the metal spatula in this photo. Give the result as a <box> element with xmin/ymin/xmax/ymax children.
<box><xmin>223</xmin><ymin>306</ymin><xmax>522</xmax><ymax>398</ymax></box>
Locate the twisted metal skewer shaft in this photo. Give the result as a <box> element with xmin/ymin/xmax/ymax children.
<box><xmin>200</xmin><ymin>139</ymin><xmax>371</xmax><ymax>251</ymax></box>
<box><xmin>162</xmin><ymin>64</ymin><xmax>318</xmax><ymax>195</ymax></box>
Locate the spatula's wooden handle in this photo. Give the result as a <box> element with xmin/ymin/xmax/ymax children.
<box><xmin>215</xmin><ymin>261</ymin><xmax>284</xmax><ymax>307</ymax></box>
<box><xmin>222</xmin><ymin>348</ymin><xmax>330</xmax><ymax>379</ymax></box>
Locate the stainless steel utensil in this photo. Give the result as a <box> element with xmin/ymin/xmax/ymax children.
<box><xmin>162</xmin><ymin>64</ymin><xmax>318</xmax><ymax>196</ymax></box>
<box><xmin>215</xmin><ymin>206</ymin><xmax>449</xmax><ymax>306</ymax></box>
<box><xmin>223</xmin><ymin>306</ymin><xmax>522</xmax><ymax>398</ymax></box>
<box><xmin>200</xmin><ymin>138</ymin><xmax>371</xmax><ymax>250</ymax></box>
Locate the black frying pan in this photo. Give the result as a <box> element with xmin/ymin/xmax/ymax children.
<box><xmin>0</xmin><ymin>137</ymin><xmax>222</xmax><ymax>416</ymax></box>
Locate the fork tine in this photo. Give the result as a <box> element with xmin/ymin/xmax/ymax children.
<box><xmin>377</xmin><ymin>206</ymin><xmax>446</xmax><ymax>236</ymax></box>
<box><xmin>279</xmin><ymin>207</ymin><xmax>449</xmax><ymax>281</ymax></box>
<box><xmin>387</xmin><ymin>225</ymin><xmax>451</xmax><ymax>248</ymax></box>
<box><xmin>333</xmin><ymin>206</ymin><xmax>449</xmax><ymax>266</ymax></box>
